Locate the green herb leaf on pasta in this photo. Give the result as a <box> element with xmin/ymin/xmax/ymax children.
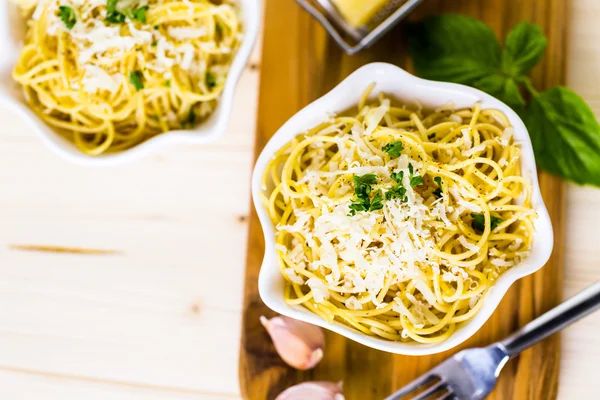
<box><xmin>385</xmin><ymin>185</ymin><xmax>407</xmax><ymax>202</ymax></box>
<box><xmin>406</xmin><ymin>14</ymin><xmax>501</xmax><ymax>85</ymax></box>
<box><xmin>502</xmin><ymin>22</ymin><xmax>547</xmax><ymax>78</ymax></box>
<box><xmin>382</xmin><ymin>141</ymin><xmax>404</xmax><ymax>158</ymax></box>
<box><xmin>182</xmin><ymin>109</ymin><xmax>196</xmax><ymax>128</ymax></box>
<box><xmin>370</xmin><ymin>191</ymin><xmax>384</xmax><ymax>211</ymax></box>
<box><xmin>354</xmin><ymin>173</ymin><xmax>377</xmax><ymax>187</ymax></box>
<box><xmin>58</xmin><ymin>6</ymin><xmax>77</xmax><ymax>29</ymax></box>
<box><xmin>127</xmin><ymin>5</ymin><xmax>149</xmax><ymax>24</ymax></box>
<box><xmin>471</xmin><ymin>213</ymin><xmax>503</xmax><ymax>233</ymax></box>
<box><xmin>391</xmin><ymin>171</ymin><xmax>404</xmax><ymax>183</ymax></box>
<box><xmin>526</xmin><ymin>87</ymin><xmax>600</xmax><ymax>185</ymax></box>
<box><xmin>433</xmin><ymin>176</ymin><xmax>443</xmax><ymax>197</ymax></box>
<box><xmin>129</xmin><ymin>70</ymin><xmax>144</xmax><ymax>91</ymax></box>
<box><xmin>410</xmin><ymin>175</ymin><xmax>424</xmax><ymax>187</ymax></box>
<box><xmin>106</xmin><ymin>0</ymin><xmax>125</xmax><ymax>24</ymax></box>
<box><xmin>349</xmin><ymin>174</ymin><xmax>385</xmax><ymax>215</ymax></box>
<box><xmin>206</xmin><ymin>72</ymin><xmax>217</xmax><ymax>89</ymax></box>
<box><xmin>348</xmin><ymin>201</ymin><xmax>368</xmax><ymax>216</ymax></box>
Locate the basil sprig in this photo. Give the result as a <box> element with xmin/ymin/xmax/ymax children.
<box><xmin>407</xmin><ymin>15</ymin><xmax>600</xmax><ymax>186</ymax></box>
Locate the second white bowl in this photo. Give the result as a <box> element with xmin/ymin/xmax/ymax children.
<box><xmin>0</xmin><ymin>0</ymin><xmax>261</xmax><ymax>166</ymax></box>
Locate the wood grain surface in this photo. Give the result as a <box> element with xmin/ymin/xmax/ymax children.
<box><xmin>239</xmin><ymin>1</ymin><xmax>568</xmax><ymax>399</ymax></box>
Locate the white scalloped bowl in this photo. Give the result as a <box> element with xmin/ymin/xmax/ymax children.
<box><xmin>0</xmin><ymin>0</ymin><xmax>261</xmax><ymax>166</ymax></box>
<box><xmin>252</xmin><ymin>63</ymin><xmax>554</xmax><ymax>355</ymax></box>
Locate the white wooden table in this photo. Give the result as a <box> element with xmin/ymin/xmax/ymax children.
<box><xmin>0</xmin><ymin>1</ymin><xmax>599</xmax><ymax>398</ymax></box>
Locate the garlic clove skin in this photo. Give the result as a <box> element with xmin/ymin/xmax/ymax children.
<box><xmin>260</xmin><ymin>315</ymin><xmax>325</xmax><ymax>370</ymax></box>
<box><xmin>275</xmin><ymin>381</ymin><xmax>344</xmax><ymax>400</ymax></box>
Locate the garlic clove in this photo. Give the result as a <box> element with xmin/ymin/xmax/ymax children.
<box><xmin>260</xmin><ymin>315</ymin><xmax>325</xmax><ymax>370</ymax></box>
<box><xmin>275</xmin><ymin>381</ymin><xmax>344</xmax><ymax>400</ymax></box>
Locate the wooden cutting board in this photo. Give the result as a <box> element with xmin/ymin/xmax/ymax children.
<box><xmin>239</xmin><ymin>0</ymin><xmax>567</xmax><ymax>399</ymax></box>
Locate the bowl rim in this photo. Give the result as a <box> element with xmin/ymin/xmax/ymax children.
<box><xmin>0</xmin><ymin>0</ymin><xmax>262</xmax><ymax>166</ymax></box>
<box><xmin>251</xmin><ymin>62</ymin><xmax>554</xmax><ymax>355</ymax></box>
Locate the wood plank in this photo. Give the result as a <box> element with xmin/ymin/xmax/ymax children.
<box><xmin>0</xmin><ymin>47</ymin><xmax>261</xmax><ymax>395</ymax></box>
<box><xmin>0</xmin><ymin>368</ymin><xmax>241</xmax><ymax>400</ymax></box>
<box><xmin>239</xmin><ymin>1</ymin><xmax>567</xmax><ymax>399</ymax></box>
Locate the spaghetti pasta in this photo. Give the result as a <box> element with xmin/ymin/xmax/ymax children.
<box><xmin>12</xmin><ymin>0</ymin><xmax>242</xmax><ymax>155</ymax></box>
<box><xmin>261</xmin><ymin>90</ymin><xmax>536</xmax><ymax>344</ymax></box>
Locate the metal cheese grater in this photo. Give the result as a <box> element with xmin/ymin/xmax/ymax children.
<box><xmin>296</xmin><ymin>0</ymin><xmax>424</xmax><ymax>54</ymax></box>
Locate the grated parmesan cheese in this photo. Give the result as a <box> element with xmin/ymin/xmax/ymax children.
<box><xmin>81</xmin><ymin>65</ymin><xmax>120</xmax><ymax>93</ymax></box>
<box><xmin>306</xmin><ymin>277</ymin><xmax>330</xmax><ymax>303</ymax></box>
<box><xmin>168</xmin><ymin>26</ymin><xmax>207</xmax><ymax>40</ymax></box>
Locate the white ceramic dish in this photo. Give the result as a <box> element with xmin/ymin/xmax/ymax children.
<box><xmin>252</xmin><ymin>62</ymin><xmax>554</xmax><ymax>355</ymax></box>
<box><xmin>0</xmin><ymin>0</ymin><xmax>261</xmax><ymax>166</ymax></box>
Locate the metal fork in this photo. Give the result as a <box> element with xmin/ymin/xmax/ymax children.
<box><xmin>385</xmin><ymin>281</ymin><xmax>600</xmax><ymax>400</ymax></box>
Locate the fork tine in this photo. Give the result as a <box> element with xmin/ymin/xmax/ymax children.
<box><xmin>412</xmin><ymin>380</ymin><xmax>448</xmax><ymax>400</ymax></box>
<box><xmin>436</xmin><ymin>392</ymin><xmax>456</xmax><ymax>400</ymax></box>
<box><xmin>384</xmin><ymin>373</ymin><xmax>437</xmax><ymax>400</ymax></box>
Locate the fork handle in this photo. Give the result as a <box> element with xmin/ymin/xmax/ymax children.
<box><xmin>500</xmin><ymin>281</ymin><xmax>600</xmax><ymax>358</ymax></box>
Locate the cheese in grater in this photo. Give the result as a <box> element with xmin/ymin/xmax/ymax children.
<box><xmin>330</xmin><ymin>0</ymin><xmax>391</xmax><ymax>27</ymax></box>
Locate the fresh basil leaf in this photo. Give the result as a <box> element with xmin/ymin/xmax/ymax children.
<box><xmin>502</xmin><ymin>22</ymin><xmax>547</xmax><ymax>78</ymax></box>
<box><xmin>58</xmin><ymin>6</ymin><xmax>77</xmax><ymax>29</ymax></box>
<box><xmin>406</xmin><ymin>14</ymin><xmax>501</xmax><ymax>85</ymax></box>
<box><xmin>526</xmin><ymin>87</ymin><xmax>600</xmax><ymax>185</ymax></box>
<box><xmin>474</xmin><ymin>75</ymin><xmax>526</xmax><ymax>111</ymax></box>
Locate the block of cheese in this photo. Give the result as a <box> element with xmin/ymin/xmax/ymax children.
<box><xmin>330</xmin><ymin>0</ymin><xmax>391</xmax><ymax>27</ymax></box>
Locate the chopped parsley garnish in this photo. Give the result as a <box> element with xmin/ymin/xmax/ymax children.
<box><xmin>391</xmin><ymin>171</ymin><xmax>404</xmax><ymax>183</ymax></box>
<box><xmin>348</xmin><ymin>201</ymin><xmax>368</xmax><ymax>215</ymax></box>
<box><xmin>410</xmin><ymin>174</ymin><xmax>424</xmax><ymax>187</ymax></box>
<box><xmin>58</xmin><ymin>6</ymin><xmax>77</xmax><ymax>29</ymax></box>
<box><xmin>471</xmin><ymin>213</ymin><xmax>503</xmax><ymax>233</ymax></box>
<box><xmin>392</xmin><ymin>164</ymin><xmax>422</xmax><ymax>187</ymax></box>
<box><xmin>370</xmin><ymin>191</ymin><xmax>384</xmax><ymax>211</ymax></box>
<box><xmin>106</xmin><ymin>0</ymin><xmax>125</xmax><ymax>24</ymax></box>
<box><xmin>382</xmin><ymin>141</ymin><xmax>404</xmax><ymax>158</ymax></box>
<box><xmin>433</xmin><ymin>176</ymin><xmax>443</xmax><ymax>197</ymax></box>
<box><xmin>353</xmin><ymin>173</ymin><xmax>377</xmax><ymax>197</ymax></box>
<box><xmin>348</xmin><ymin>174</ymin><xmax>380</xmax><ymax>215</ymax></box>
<box><xmin>129</xmin><ymin>70</ymin><xmax>144</xmax><ymax>91</ymax></box>
<box><xmin>386</xmin><ymin>163</ymin><xmax>423</xmax><ymax>201</ymax></box>
<box><xmin>126</xmin><ymin>5</ymin><xmax>149</xmax><ymax>24</ymax></box>
<box><xmin>185</xmin><ymin>109</ymin><xmax>196</xmax><ymax>127</ymax></box>
<box><xmin>428</xmin><ymin>133</ymin><xmax>436</xmax><ymax>140</ymax></box>
<box><xmin>151</xmin><ymin>41</ymin><xmax>157</xmax><ymax>47</ymax></box>
<box><xmin>385</xmin><ymin>185</ymin><xmax>407</xmax><ymax>202</ymax></box>
<box><xmin>164</xmin><ymin>80</ymin><xmax>171</xmax><ymax>88</ymax></box>
<box><xmin>106</xmin><ymin>0</ymin><xmax>149</xmax><ymax>24</ymax></box>
<box><xmin>206</xmin><ymin>72</ymin><xmax>217</xmax><ymax>89</ymax></box>
<box><xmin>154</xmin><ymin>25</ymin><xmax>159</xmax><ymax>30</ymax></box>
